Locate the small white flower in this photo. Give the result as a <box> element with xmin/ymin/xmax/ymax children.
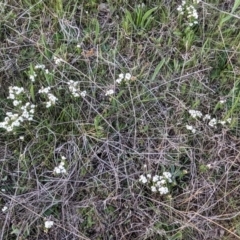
<box><xmin>125</xmin><ymin>73</ymin><xmax>131</xmax><ymax>80</ymax></box>
<box><xmin>219</xmin><ymin>120</ymin><xmax>226</xmax><ymax>125</ymax></box>
<box><xmin>35</xmin><ymin>64</ymin><xmax>45</xmax><ymax>69</ymax></box>
<box><xmin>186</xmin><ymin>125</ymin><xmax>196</xmax><ymax>133</ymax></box>
<box><xmin>203</xmin><ymin>114</ymin><xmax>211</xmax><ymax>121</ymax></box>
<box><xmin>177</xmin><ymin>6</ymin><xmax>183</xmax><ymax>11</ymax></box>
<box><xmin>119</xmin><ymin>73</ymin><xmax>124</xmax><ymax>79</ymax></box>
<box><xmin>226</xmin><ymin>118</ymin><xmax>232</xmax><ymax>124</ymax></box>
<box><xmin>189</xmin><ymin>110</ymin><xmax>202</xmax><ymax>118</ymax></box>
<box><xmin>53</xmin><ymin>161</ymin><xmax>67</xmax><ymax>175</ymax></box>
<box><xmin>116</xmin><ymin>78</ymin><xmax>123</xmax><ymax>84</ymax></box>
<box><xmin>158</xmin><ymin>186</ymin><xmax>169</xmax><ymax>195</ymax></box>
<box><xmin>186</xmin><ymin>125</ymin><xmax>193</xmax><ymax>130</ymax></box>
<box><xmin>2</xmin><ymin>206</ymin><xmax>8</xmax><ymax>212</ymax></box>
<box><xmin>219</xmin><ymin>99</ymin><xmax>226</xmax><ymax>104</ymax></box>
<box><xmin>19</xmin><ymin>136</ymin><xmax>24</xmax><ymax>141</ymax></box>
<box><xmin>105</xmin><ymin>89</ymin><xmax>114</xmax><ymax>96</ymax></box>
<box><xmin>152</xmin><ymin>175</ymin><xmax>159</xmax><ymax>182</ymax></box>
<box><xmin>209</xmin><ymin>118</ymin><xmax>217</xmax><ymax>127</ymax></box>
<box><xmin>44</xmin><ymin>220</ymin><xmax>54</xmax><ymax>229</ymax></box>
<box><xmin>53</xmin><ymin>56</ymin><xmax>63</xmax><ymax>65</ymax></box>
<box><xmin>151</xmin><ymin>186</ymin><xmax>157</xmax><ymax>192</ymax></box>
<box><xmin>139</xmin><ymin>175</ymin><xmax>148</xmax><ymax>184</ymax></box>
<box><xmin>13</xmin><ymin>100</ymin><xmax>21</xmax><ymax>106</ymax></box>
<box><xmin>146</xmin><ymin>174</ymin><xmax>152</xmax><ymax>179</ymax></box>
<box><xmin>80</xmin><ymin>91</ymin><xmax>87</xmax><ymax>98</ymax></box>
<box><xmin>29</xmin><ymin>74</ymin><xmax>36</xmax><ymax>82</ymax></box>
<box><xmin>163</xmin><ymin>172</ymin><xmax>172</xmax><ymax>179</ymax></box>
<box><xmin>206</xmin><ymin>164</ymin><xmax>212</xmax><ymax>169</ymax></box>
<box><xmin>160</xmin><ymin>179</ymin><xmax>167</xmax><ymax>184</ymax></box>
<box><xmin>54</xmin><ymin>167</ymin><xmax>61</xmax><ymax>174</ymax></box>
<box><xmin>39</xmin><ymin>87</ymin><xmax>51</xmax><ymax>94</ymax></box>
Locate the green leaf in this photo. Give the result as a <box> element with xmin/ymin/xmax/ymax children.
<box><xmin>125</xmin><ymin>10</ymin><xmax>135</xmax><ymax>28</ymax></box>
<box><xmin>232</xmin><ymin>0</ymin><xmax>240</xmax><ymax>13</ymax></box>
<box><xmin>151</xmin><ymin>58</ymin><xmax>165</xmax><ymax>81</ymax></box>
<box><xmin>168</xmin><ymin>231</ymin><xmax>182</xmax><ymax>240</ymax></box>
<box><xmin>30</xmin><ymin>83</ymin><xmax>35</xmax><ymax>102</ymax></box>
<box><xmin>141</xmin><ymin>7</ymin><xmax>157</xmax><ymax>28</ymax></box>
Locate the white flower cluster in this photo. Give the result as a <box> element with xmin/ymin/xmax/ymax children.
<box><xmin>186</xmin><ymin>109</ymin><xmax>232</xmax><ymax>133</ymax></box>
<box><xmin>35</xmin><ymin>64</ymin><xmax>45</xmax><ymax>70</ymax></box>
<box><xmin>67</xmin><ymin>80</ymin><xmax>86</xmax><ymax>98</ymax></box>
<box><xmin>139</xmin><ymin>171</ymin><xmax>173</xmax><ymax>195</ymax></box>
<box><xmin>186</xmin><ymin>124</ymin><xmax>196</xmax><ymax>133</ymax></box>
<box><xmin>0</xmin><ymin>86</ymin><xmax>35</xmax><ymax>132</ymax></box>
<box><xmin>189</xmin><ymin>109</ymin><xmax>202</xmax><ymax>118</ymax></box>
<box><xmin>53</xmin><ymin>56</ymin><xmax>63</xmax><ymax>65</ymax></box>
<box><xmin>29</xmin><ymin>71</ymin><xmax>37</xmax><ymax>82</ymax></box>
<box><xmin>7</xmin><ymin>86</ymin><xmax>24</xmax><ymax>100</ymax></box>
<box><xmin>35</xmin><ymin>64</ymin><xmax>49</xmax><ymax>74</ymax></box>
<box><xmin>105</xmin><ymin>89</ymin><xmax>115</xmax><ymax>96</ymax></box>
<box><xmin>38</xmin><ymin>87</ymin><xmax>58</xmax><ymax>108</ymax></box>
<box><xmin>2</xmin><ymin>206</ymin><xmax>8</xmax><ymax>213</ymax></box>
<box><xmin>177</xmin><ymin>0</ymin><xmax>199</xmax><ymax>26</ymax></box>
<box><xmin>116</xmin><ymin>73</ymin><xmax>132</xmax><ymax>84</ymax></box>
<box><xmin>53</xmin><ymin>156</ymin><xmax>67</xmax><ymax>175</ymax></box>
<box><xmin>44</xmin><ymin>220</ymin><xmax>54</xmax><ymax>229</ymax></box>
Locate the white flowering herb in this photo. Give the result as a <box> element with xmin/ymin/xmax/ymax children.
<box><xmin>53</xmin><ymin>161</ymin><xmax>67</xmax><ymax>175</ymax></box>
<box><xmin>188</xmin><ymin>109</ymin><xmax>202</xmax><ymax>119</ymax></box>
<box><xmin>34</xmin><ymin>64</ymin><xmax>50</xmax><ymax>75</ymax></box>
<box><xmin>177</xmin><ymin>0</ymin><xmax>199</xmax><ymax>27</ymax></box>
<box><xmin>44</xmin><ymin>220</ymin><xmax>54</xmax><ymax>229</ymax></box>
<box><xmin>67</xmin><ymin>80</ymin><xmax>79</xmax><ymax>97</ymax></box>
<box><xmin>38</xmin><ymin>87</ymin><xmax>58</xmax><ymax>108</ymax></box>
<box><xmin>35</xmin><ymin>64</ymin><xmax>45</xmax><ymax>70</ymax></box>
<box><xmin>139</xmin><ymin>175</ymin><xmax>148</xmax><ymax>184</ymax></box>
<box><xmin>219</xmin><ymin>99</ymin><xmax>226</xmax><ymax>104</ymax></box>
<box><xmin>46</xmin><ymin>94</ymin><xmax>58</xmax><ymax>108</ymax></box>
<box><xmin>208</xmin><ymin>118</ymin><xmax>217</xmax><ymax>127</ymax></box>
<box><xmin>152</xmin><ymin>175</ymin><xmax>159</xmax><ymax>182</ymax></box>
<box><xmin>186</xmin><ymin>124</ymin><xmax>196</xmax><ymax>133</ymax></box>
<box><xmin>19</xmin><ymin>136</ymin><xmax>24</xmax><ymax>141</ymax></box>
<box><xmin>158</xmin><ymin>186</ymin><xmax>169</xmax><ymax>195</ymax></box>
<box><xmin>203</xmin><ymin>114</ymin><xmax>211</xmax><ymax>121</ymax></box>
<box><xmin>105</xmin><ymin>89</ymin><xmax>114</xmax><ymax>96</ymax></box>
<box><xmin>7</xmin><ymin>86</ymin><xmax>24</xmax><ymax>100</ymax></box>
<box><xmin>116</xmin><ymin>73</ymin><xmax>132</xmax><ymax>84</ymax></box>
<box><xmin>80</xmin><ymin>91</ymin><xmax>87</xmax><ymax>98</ymax></box>
<box><xmin>2</xmin><ymin>206</ymin><xmax>8</xmax><ymax>212</ymax></box>
<box><xmin>0</xmin><ymin>86</ymin><xmax>35</xmax><ymax>132</ymax></box>
<box><xmin>226</xmin><ymin>118</ymin><xmax>232</xmax><ymax>124</ymax></box>
<box><xmin>53</xmin><ymin>56</ymin><xmax>64</xmax><ymax>65</ymax></box>
<box><xmin>139</xmin><ymin>171</ymin><xmax>173</xmax><ymax>195</ymax></box>
<box><xmin>206</xmin><ymin>164</ymin><xmax>212</xmax><ymax>169</ymax></box>
<box><xmin>29</xmin><ymin>72</ymin><xmax>37</xmax><ymax>82</ymax></box>
<box><xmin>39</xmin><ymin>86</ymin><xmax>51</xmax><ymax>94</ymax></box>
<box><xmin>67</xmin><ymin>80</ymin><xmax>86</xmax><ymax>98</ymax></box>
<box><xmin>151</xmin><ymin>186</ymin><xmax>157</xmax><ymax>192</ymax></box>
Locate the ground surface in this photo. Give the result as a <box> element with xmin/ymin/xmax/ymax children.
<box><xmin>1</xmin><ymin>0</ymin><xmax>240</xmax><ymax>239</ymax></box>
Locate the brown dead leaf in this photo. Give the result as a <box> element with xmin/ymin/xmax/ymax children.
<box><xmin>81</xmin><ymin>48</ymin><xmax>96</xmax><ymax>58</ymax></box>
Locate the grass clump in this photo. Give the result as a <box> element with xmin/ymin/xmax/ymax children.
<box><xmin>1</xmin><ymin>0</ymin><xmax>240</xmax><ymax>239</ymax></box>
